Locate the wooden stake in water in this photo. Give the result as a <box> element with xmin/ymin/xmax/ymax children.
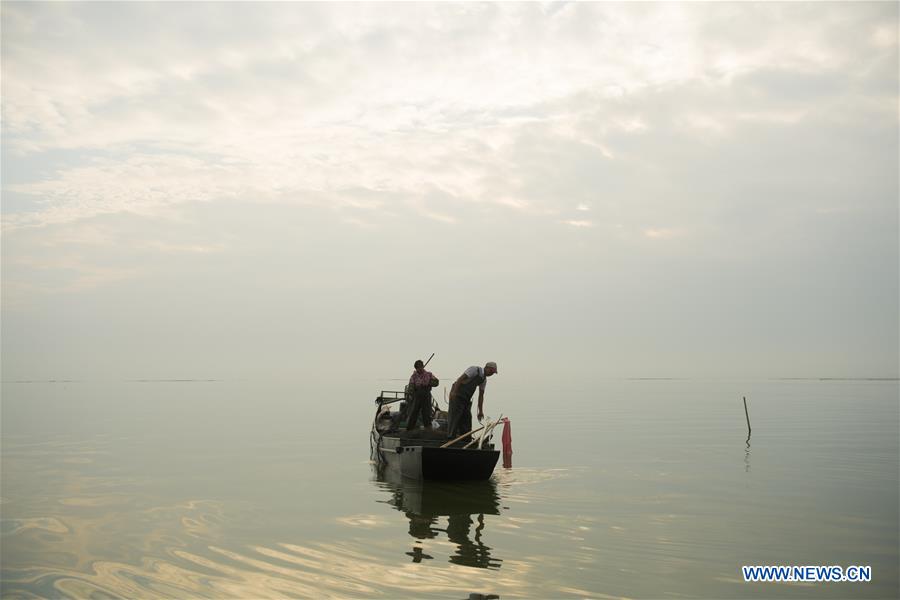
<box><xmin>743</xmin><ymin>396</ymin><xmax>751</xmax><ymax>435</ymax></box>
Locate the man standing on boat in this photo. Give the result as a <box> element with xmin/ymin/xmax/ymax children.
<box><xmin>447</xmin><ymin>362</ymin><xmax>498</xmax><ymax>439</ymax></box>
<box><xmin>407</xmin><ymin>359</ymin><xmax>439</xmax><ymax>431</ymax></box>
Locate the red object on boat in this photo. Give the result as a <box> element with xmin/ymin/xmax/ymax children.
<box><xmin>501</xmin><ymin>418</ymin><xmax>512</xmax><ymax>468</ymax></box>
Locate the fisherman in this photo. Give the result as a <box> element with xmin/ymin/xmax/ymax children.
<box><xmin>447</xmin><ymin>361</ymin><xmax>498</xmax><ymax>439</ymax></box>
<box><xmin>406</xmin><ymin>359</ymin><xmax>439</xmax><ymax>431</ymax></box>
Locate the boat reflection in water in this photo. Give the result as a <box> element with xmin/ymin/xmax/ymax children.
<box><xmin>374</xmin><ymin>466</ymin><xmax>504</xmax><ymax>570</ymax></box>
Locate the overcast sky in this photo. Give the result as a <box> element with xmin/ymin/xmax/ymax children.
<box><xmin>2</xmin><ymin>2</ymin><xmax>897</xmax><ymax>383</ymax></box>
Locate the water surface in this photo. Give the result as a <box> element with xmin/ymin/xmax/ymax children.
<box><xmin>2</xmin><ymin>379</ymin><xmax>897</xmax><ymax>598</ymax></box>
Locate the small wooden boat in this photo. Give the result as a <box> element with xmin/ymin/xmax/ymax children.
<box><xmin>371</xmin><ymin>391</ymin><xmax>501</xmax><ymax>481</ymax></box>
<box><xmin>377</xmin><ymin>431</ymin><xmax>500</xmax><ymax>480</ymax></box>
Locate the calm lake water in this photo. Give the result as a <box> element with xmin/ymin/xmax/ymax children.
<box><xmin>2</xmin><ymin>379</ymin><xmax>898</xmax><ymax>599</ymax></box>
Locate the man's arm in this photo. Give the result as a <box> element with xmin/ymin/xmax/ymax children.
<box><xmin>477</xmin><ymin>388</ymin><xmax>485</xmax><ymax>421</ymax></box>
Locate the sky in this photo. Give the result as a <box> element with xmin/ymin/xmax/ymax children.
<box><xmin>1</xmin><ymin>1</ymin><xmax>898</xmax><ymax>384</ymax></box>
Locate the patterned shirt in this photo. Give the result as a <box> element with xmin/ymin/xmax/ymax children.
<box><xmin>409</xmin><ymin>369</ymin><xmax>435</xmax><ymax>390</ymax></box>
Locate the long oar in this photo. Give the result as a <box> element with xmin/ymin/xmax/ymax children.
<box><xmin>440</xmin><ymin>424</ymin><xmax>486</xmax><ymax>448</ymax></box>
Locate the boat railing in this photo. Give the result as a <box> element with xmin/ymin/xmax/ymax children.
<box><xmin>371</xmin><ymin>390</ymin><xmax>410</xmax><ymax>465</ymax></box>
<box><xmin>375</xmin><ymin>390</ymin><xmax>408</xmax><ymax>406</ymax></box>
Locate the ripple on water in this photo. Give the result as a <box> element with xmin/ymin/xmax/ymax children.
<box><xmin>1</xmin><ymin>517</ymin><xmax>69</xmax><ymax>536</ymax></box>
<box><xmin>2</xmin><ymin>536</ymin><xmax>539</xmax><ymax>598</ymax></box>
<box><xmin>58</xmin><ymin>496</ymin><xmax>125</xmax><ymax>507</ymax></box>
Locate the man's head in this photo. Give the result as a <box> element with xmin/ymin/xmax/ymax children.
<box><xmin>414</xmin><ymin>359</ymin><xmax>425</xmax><ymax>372</ymax></box>
<box><xmin>485</xmin><ymin>361</ymin><xmax>498</xmax><ymax>376</ymax></box>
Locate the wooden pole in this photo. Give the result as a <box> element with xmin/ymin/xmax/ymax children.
<box><xmin>424</xmin><ymin>352</ymin><xmax>435</xmax><ymax>367</ymax></box>
<box><xmin>463</xmin><ymin>415</ymin><xmax>503</xmax><ymax>449</ymax></box>
<box><xmin>743</xmin><ymin>396</ymin><xmax>751</xmax><ymax>435</ymax></box>
<box><xmin>440</xmin><ymin>424</ymin><xmax>486</xmax><ymax>448</ymax></box>
<box><xmin>481</xmin><ymin>415</ymin><xmax>502</xmax><ymax>448</ymax></box>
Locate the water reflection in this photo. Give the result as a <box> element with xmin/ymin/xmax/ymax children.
<box><xmin>743</xmin><ymin>396</ymin><xmax>752</xmax><ymax>473</ymax></box>
<box><xmin>2</xmin><ymin>433</ymin><xmax>528</xmax><ymax>598</ymax></box>
<box><xmin>744</xmin><ymin>434</ymin><xmax>751</xmax><ymax>473</ymax></box>
<box><xmin>373</xmin><ymin>467</ymin><xmax>504</xmax><ymax>570</ymax></box>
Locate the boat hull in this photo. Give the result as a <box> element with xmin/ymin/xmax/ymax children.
<box><xmin>379</xmin><ymin>436</ymin><xmax>500</xmax><ymax>481</ymax></box>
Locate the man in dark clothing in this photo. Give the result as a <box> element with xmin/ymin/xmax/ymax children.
<box><xmin>406</xmin><ymin>359</ymin><xmax>439</xmax><ymax>431</ymax></box>
<box><xmin>447</xmin><ymin>361</ymin><xmax>498</xmax><ymax>439</ymax></box>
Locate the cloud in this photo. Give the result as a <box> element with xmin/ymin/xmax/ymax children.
<box><xmin>562</xmin><ymin>220</ymin><xmax>593</xmax><ymax>228</ymax></box>
<box><xmin>1</xmin><ymin>1</ymin><xmax>896</xmax><ymax>245</ymax></box>
<box><xmin>643</xmin><ymin>228</ymin><xmax>682</xmax><ymax>240</ymax></box>
<box><xmin>3</xmin><ymin>252</ymin><xmax>138</xmax><ymax>300</ymax></box>
<box><xmin>1</xmin><ymin>3</ymin><xmax>896</xmax><ymax>383</ymax></box>
<box><xmin>142</xmin><ymin>242</ymin><xmax>224</xmax><ymax>255</ymax></box>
